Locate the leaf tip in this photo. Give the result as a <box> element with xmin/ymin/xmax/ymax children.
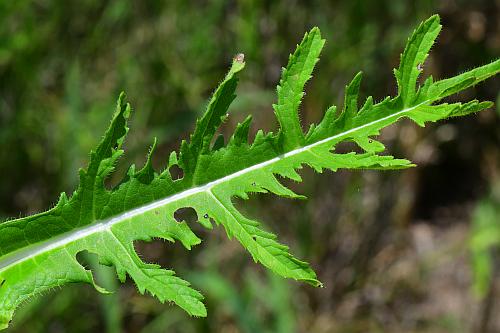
<box><xmin>230</xmin><ymin>53</ymin><xmax>246</xmax><ymax>73</ymax></box>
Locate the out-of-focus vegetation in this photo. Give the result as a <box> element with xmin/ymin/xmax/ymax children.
<box><xmin>0</xmin><ymin>1</ymin><xmax>498</xmax><ymax>332</ymax></box>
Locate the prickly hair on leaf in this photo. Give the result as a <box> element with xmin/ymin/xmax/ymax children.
<box><xmin>0</xmin><ymin>14</ymin><xmax>499</xmax><ymax>330</ymax></box>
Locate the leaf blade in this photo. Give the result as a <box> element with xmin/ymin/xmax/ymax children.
<box><xmin>0</xmin><ymin>15</ymin><xmax>499</xmax><ymax>330</ymax></box>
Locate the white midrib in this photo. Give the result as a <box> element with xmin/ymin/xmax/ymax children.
<box><xmin>0</xmin><ymin>101</ymin><xmax>427</xmax><ymax>272</ymax></box>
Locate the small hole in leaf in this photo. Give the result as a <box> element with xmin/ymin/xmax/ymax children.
<box><xmin>76</xmin><ymin>251</ymin><xmax>93</xmax><ymax>270</ymax></box>
<box><xmin>0</xmin><ymin>279</ymin><xmax>5</xmax><ymax>287</ymax></box>
<box><xmin>368</xmin><ymin>139</ymin><xmax>373</xmax><ymax>143</ymax></box>
<box><xmin>76</xmin><ymin>250</ymin><xmax>118</xmax><ymax>291</ymax></box>
<box><xmin>335</xmin><ymin>140</ymin><xmax>364</xmax><ymax>154</ymax></box>
<box><xmin>252</xmin><ymin>236</ymin><xmax>257</xmax><ymax>241</ymax></box>
<box><xmin>203</xmin><ymin>213</ymin><xmax>209</xmax><ymax>219</ymax></box>
<box><xmin>174</xmin><ymin>207</ymin><xmax>198</xmax><ymax>224</ymax></box>
<box><xmin>169</xmin><ymin>164</ymin><xmax>184</xmax><ymax>180</ymax></box>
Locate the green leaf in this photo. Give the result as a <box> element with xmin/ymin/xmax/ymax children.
<box><xmin>395</xmin><ymin>14</ymin><xmax>441</xmax><ymax>107</ymax></box>
<box><xmin>180</xmin><ymin>58</ymin><xmax>245</xmax><ymax>184</ymax></box>
<box><xmin>428</xmin><ymin>59</ymin><xmax>500</xmax><ymax>100</ymax></box>
<box><xmin>274</xmin><ymin>27</ymin><xmax>325</xmax><ymax>151</ymax></box>
<box><xmin>0</xmin><ymin>15</ymin><xmax>499</xmax><ymax>329</ymax></box>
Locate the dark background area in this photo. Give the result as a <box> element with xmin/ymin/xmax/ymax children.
<box><xmin>0</xmin><ymin>1</ymin><xmax>499</xmax><ymax>332</ymax></box>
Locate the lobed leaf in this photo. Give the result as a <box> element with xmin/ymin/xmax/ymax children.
<box><xmin>0</xmin><ymin>15</ymin><xmax>499</xmax><ymax>329</ymax></box>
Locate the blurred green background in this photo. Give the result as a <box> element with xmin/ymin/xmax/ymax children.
<box><xmin>0</xmin><ymin>0</ymin><xmax>499</xmax><ymax>332</ymax></box>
